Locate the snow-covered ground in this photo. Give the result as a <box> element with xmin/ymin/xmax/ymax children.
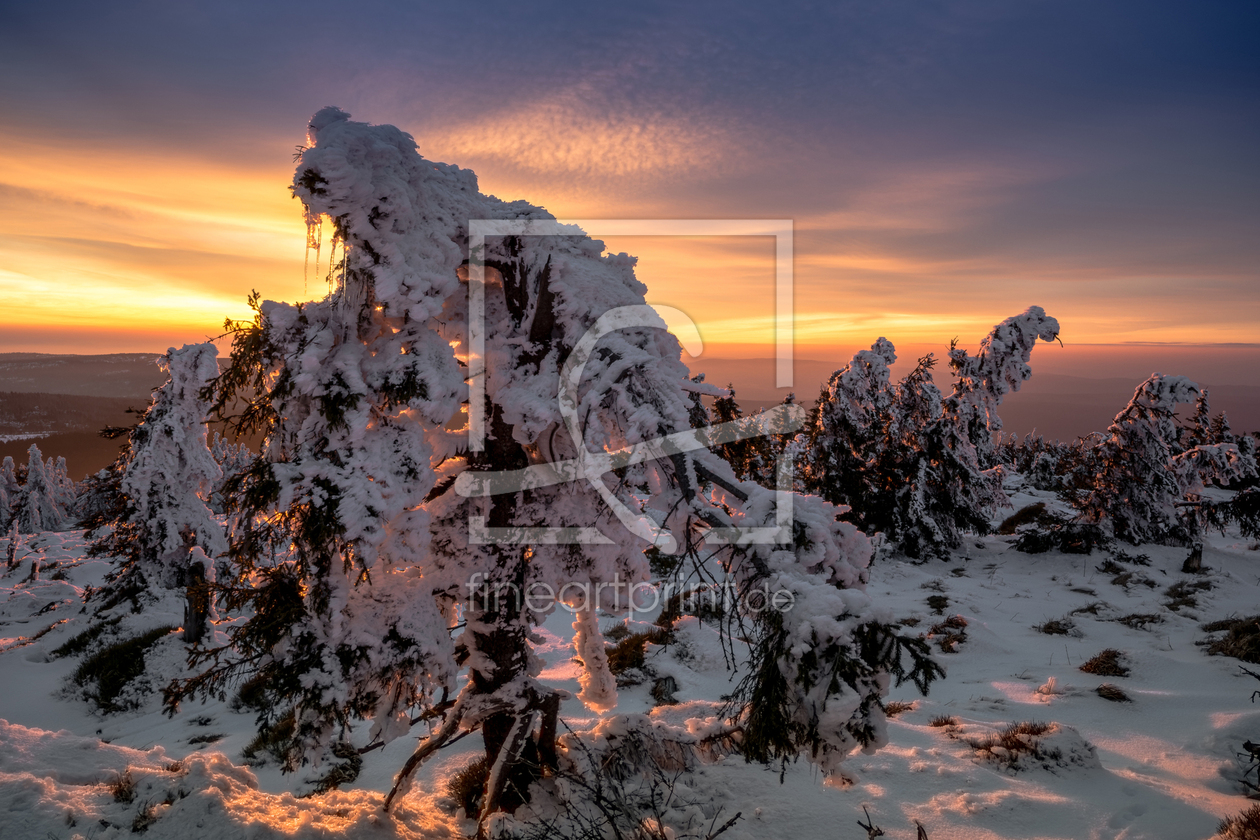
<box><xmin>2</xmin><ymin>500</ymin><xmax>1258</xmax><ymax>839</ymax></box>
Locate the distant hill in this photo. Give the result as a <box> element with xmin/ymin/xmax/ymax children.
<box><xmin>0</xmin><ymin>353</ymin><xmax>165</xmax><ymax>398</ymax></box>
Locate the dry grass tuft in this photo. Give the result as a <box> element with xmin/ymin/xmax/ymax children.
<box><xmin>1202</xmin><ymin>616</ymin><xmax>1260</xmax><ymax>664</ymax></box>
<box><xmin>1035</xmin><ymin>617</ymin><xmax>1081</xmax><ymax>637</ymax></box>
<box><xmin>1114</xmin><ymin>613</ymin><xmax>1163</xmax><ymax>631</ymax></box>
<box><xmin>1079</xmin><ymin>649</ymin><xmax>1129</xmax><ymax>677</ymax></box>
<box><xmin>884</xmin><ymin>700</ymin><xmax>915</xmax><ymax>718</ymax></box>
<box><xmin>1165</xmin><ymin>579</ymin><xmax>1213</xmax><ymax>612</ymax></box>
<box><xmin>1096</xmin><ymin>683</ymin><xmax>1131</xmax><ymax>702</ymax></box>
<box><xmin>108</xmin><ymin>769</ymin><xmax>135</xmax><ymax>804</ymax></box>
<box><xmin>927</xmin><ymin>615</ymin><xmax>968</xmax><ymax>653</ymax></box>
<box><xmin>967</xmin><ymin>721</ymin><xmax>1059</xmax><ymax>769</ymax></box>
<box><xmin>928</xmin><ymin>715</ymin><xmax>958</xmax><ymax>728</ymax></box>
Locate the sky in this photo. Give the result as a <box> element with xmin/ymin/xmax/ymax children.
<box><xmin>1</xmin><ymin>0</ymin><xmax>1257</xmax><ymax>385</ymax></box>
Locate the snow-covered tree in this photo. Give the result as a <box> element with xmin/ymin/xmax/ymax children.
<box><xmin>47</xmin><ymin>455</ymin><xmax>76</xmax><ymax>512</ymax></box>
<box><xmin>0</xmin><ymin>455</ymin><xmax>14</xmax><ymax>530</ymax></box>
<box><xmin>168</xmin><ymin>108</ymin><xmax>940</xmax><ymax>824</ymax></box>
<box><xmin>15</xmin><ymin>444</ymin><xmax>65</xmax><ymax>533</ymax></box>
<box><xmin>89</xmin><ymin>344</ymin><xmax>226</xmax><ymax>612</ymax></box>
<box><xmin>1083</xmin><ymin>373</ymin><xmax>1201</xmax><ymax>544</ymax></box>
<box><xmin>945</xmin><ymin>306</ymin><xmax>1061</xmax><ymax>467</ymax></box>
<box><xmin>803</xmin><ymin>309</ymin><xmax>1055</xmax><ymax>558</ymax></box>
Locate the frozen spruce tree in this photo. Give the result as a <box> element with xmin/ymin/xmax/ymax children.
<box><xmin>945</xmin><ymin>305</ymin><xmax>1061</xmax><ymax>468</ymax></box>
<box><xmin>1083</xmin><ymin>373</ymin><xmax>1202</xmax><ymax>544</ymax></box>
<box><xmin>15</xmin><ymin>444</ymin><xmax>65</xmax><ymax>533</ymax></box>
<box><xmin>0</xmin><ymin>455</ymin><xmax>15</xmax><ymax>529</ymax></box>
<box><xmin>804</xmin><ymin>307</ymin><xmax>1056</xmax><ymax>558</ymax></box>
<box><xmin>91</xmin><ymin>344</ymin><xmax>226</xmax><ymax>607</ymax></box>
<box><xmin>168</xmin><ymin>108</ymin><xmax>940</xmax><ymax>826</ymax></box>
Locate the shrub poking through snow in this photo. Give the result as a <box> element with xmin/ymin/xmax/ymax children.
<box><xmin>964</xmin><ymin>721</ymin><xmax>1100</xmax><ymax>773</ymax></box>
<box><xmin>1013</xmin><ymin>515</ymin><xmax>1108</xmax><ymax>555</ymax></box>
<box><xmin>1079</xmin><ymin>649</ymin><xmax>1129</xmax><ymax>677</ymax></box>
<box><xmin>926</xmin><ymin>594</ymin><xmax>949</xmax><ymax>615</ymax></box>
<box><xmin>1217</xmin><ymin>804</ymin><xmax>1260</xmax><ymax>840</ymax></box>
<box><xmin>1095</xmin><ymin>683</ymin><xmax>1131</xmax><ymax>702</ymax></box>
<box><xmin>929</xmin><ymin>715</ymin><xmax>958</xmax><ymax>728</ymax></box>
<box><xmin>71</xmin><ymin>626</ymin><xmax>177</xmax><ymax>713</ymax></box>
<box><xmin>1035</xmin><ymin>617</ymin><xmax>1081</xmax><ymax>637</ymax></box>
<box><xmin>1164</xmin><ymin>579</ymin><xmax>1212</xmax><ymax>612</ymax></box>
<box><xmin>1202</xmin><ymin>616</ymin><xmax>1260</xmax><ymax>664</ymax></box>
<box><xmin>927</xmin><ymin>615</ymin><xmax>968</xmax><ymax>653</ymax></box>
<box><xmin>109</xmin><ymin>769</ymin><xmax>137</xmax><ymax>803</ymax></box>
<box><xmin>883</xmin><ymin>700</ymin><xmax>915</xmax><ymax>717</ymax></box>
<box><xmin>605</xmin><ymin>629</ymin><xmax>671</xmax><ymax>684</ymax></box>
<box><xmin>1115</xmin><ymin>613</ymin><xmax>1163</xmax><ymax>631</ymax></box>
<box><xmin>448</xmin><ymin>756</ymin><xmax>491</xmax><ymax>818</ymax></box>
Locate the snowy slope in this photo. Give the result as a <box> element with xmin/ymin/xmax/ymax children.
<box><xmin>1</xmin><ymin>516</ymin><xmax>1258</xmax><ymax>839</ymax></box>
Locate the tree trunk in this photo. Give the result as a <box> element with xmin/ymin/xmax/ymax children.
<box><xmin>183</xmin><ymin>560</ymin><xmax>209</xmax><ymax>643</ymax></box>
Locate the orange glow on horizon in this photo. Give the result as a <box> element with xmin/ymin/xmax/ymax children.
<box><xmin>2</xmin><ymin>123</ymin><xmax>1256</xmax><ymax>365</ymax></box>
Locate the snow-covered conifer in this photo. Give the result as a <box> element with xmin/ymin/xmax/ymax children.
<box><xmin>169</xmin><ymin>108</ymin><xmax>939</xmax><ymax>822</ymax></box>
<box><xmin>47</xmin><ymin>456</ymin><xmax>76</xmax><ymax>512</ymax></box>
<box><xmin>1083</xmin><ymin>373</ymin><xmax>1200</xmax><ymax>544</ymax></box>
<box><xmin>804</xmin><ymin>318</ymin><xmax>1040</xmax><ymax>558</ymax></box>
<box><xmin>0</xmin><ymin>456</ymin><xmax>13</xmax><ymax>529</ymax></box>
<box><xmin>945</xmin><ymin>306</ymin><xmax>1060</xmax><ymax>467</ymax></box>
<box><xmin>15</xmin><ymin>444</ymin><xmax>65</xmax><ymax>533</ymax></box>
<box><xmin>94</xmin><ymin>343</ymin><xmax>227</xmax><ymax>595</ymax></box>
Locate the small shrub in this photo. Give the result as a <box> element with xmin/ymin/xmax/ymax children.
<box><xmin>1015</xmin><ymin>519</ymin><xmax>1108</xmax><ymax>555</ymax></box>
<box><xmin>187</xmin><ymin>733</ymin><xmax>224</xmax><ymax>745</ymax></box>
<box><xmin>967</xmin><ymin>721</ymin><xmax>1059</xmax><ymax>769</ymax></box>
<box><xmin>447</xmin><ymin>756</ymin><xmax>490</xmax><ymax>817</ymax></box>
<box><xmin>898</xmin><ymin>617</ymin><xmax>921</xmax><ymax>627</ymax></box>
<box><xmin>1112</xmin><ymin>550</ymin><xmax>1150</xmax><ymax>566</ymax></box>
<box><xmin>1165</xmin><ymin>579</ymin><xmax>1212</xmax><ymax>612</ymax></box>
<box><xmin>928</xmin><ymin>715</ymin><xmax>958</xmax><ymax>728</ymax></box>
<box><xmin>132</xmin><ymin>801</ymin><xmax>160</xmax><ymax>833</ymax></box>
<box><xmin>51</xmin><ymin>615</ymin><xmax>122</xmax><ymax>659</ymax></box>
<box><xmin>650</xmin><ymin>676</ymin><xmax>679</xmax><ymax>706</ymax></box>
<box><xmin>1079</xmin><ymin>649</ymin><xmax>1129</xmax><ymax>677</ymax></box>
<box><xmin>1096</xmin><ymin>683</ymin><xmax>1131</xmax><ymax>702</ymax></box>
<box><xmin>1035</xmin><ymin>617</ymin><xmax>1080</xmax><ymax>637</ymax></box>
<box><xmin>109</xmin><ymin>769</ymin><xmax>135</xmax><ymax>803</ymax></box>
<box><xmin>72</xmin><ymin>626</ymin><xmax>176</xmax><ymax>712</ymax></box>
<box><xmin>998</xmin><ymin>502</ymin><xmax>1050</xmax><ymax>535</ymax></box>
<box><xmin>242</xmin><ymin>710</ymin><xmax>296</xmax><ymax>766</ymax></box>
<box><xmin>606</xmin><ymin>629</ymin><xmax>669</xmax><ymax>677</ymax></box>
<box><xmin>1071</xmin><ymin>602</ymin><xmax>1107</xmax><ymax>617</ymax></box>
<box><xmin>927</xmin><ymin>615</ymin><xmax>968</xmax><ymax>653</ymax></box>
<box><xmin>884</xmin><ymin>700</ymin><xmax>914</xmax><ymax>718</ymax></box>
<box><xmin>1218</xmin><ymin>804</ymin><xmax>1260</xmax><ymax>840</ymax></box>
<box><xmin>926</xmin><ymin>594</ymin><xmax>949</xmax><ymax>615</ymax></box>
<box><xmin>49</xmin><ymin>568</ymin><xmax>69</xmax><ymax>581</ymax></box>
<box><xmin>1114</xmin><ymin>613</ymin><xmax>1162</xmax><ymax>631</ymax></box>
<box><xmin>304</xmin><ymin>741</ymin><xmax>363</xmax><ymax>795</ymax></box>
<box><xmin>1102</xmin><ymin>564</ymin><xmax>1157</xmax><ymax>589</ymax></box>
<box><xmin>1203</xmin><ymin>616</ymin><xmax>1260</xmax><ymax>664</ymax></box>
<box><xmin>602</xmin><ymin>623</ymin><xmax>631</xmax><ymax>642</ymax></box>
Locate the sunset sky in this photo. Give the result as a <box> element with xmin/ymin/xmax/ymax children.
<box><xmin>2</xmin><ymin>1</ymin><xmax>1257</xmax><ymax>384</ymax></box>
